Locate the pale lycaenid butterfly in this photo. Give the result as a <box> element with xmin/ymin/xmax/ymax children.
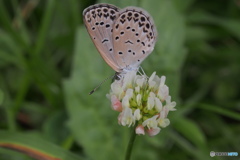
<box><xmin>83</xmin><ymin>4</ymin><xmax>157</xmax><ymax>94</ymax></box>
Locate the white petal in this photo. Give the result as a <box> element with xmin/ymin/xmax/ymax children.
<box><xmin>160</xmin><ymin>110</ymin><xmax>166</xmax><ymax>119</ymax></box>
<box><xmin>147</xmin><ymin>96</ymin><xmax>155</xmax><ymax>110</ymax></box>
<box><xmin>136</xmin><ymin>78</ymin><xmax>145</xmax><ymax>87</ymax></box>
<box><xmin>142</xmin><ymin>115</ymin><xmax>159</xmax><ymax>129</ymax></box>
<box><xmin>111</xmin><ymin>95</ymin><xmax>122</xmax><ymax>112</ymax></box>
<box><xmin>122</xmin><ymin>71</ymin><xmax>136</xmax><ymax>90</ymax></box>
<box><xmin>110</xmin><ymin>81</ymin><xmax>124</xmax><ymax>99</ymax></box>
<box><xmin>135</xmin><ymin>125</ymin><xmax>145</xmax><ymax>135</ymax></box>
<box><xmin>160</xmin><ymin>76</ymin><xmax>166</xmax><ymax>87</ymax></box>
<box><xmin>149</xmin><ymin>72</ymin><xmax>156</xmax><ymax>83</ymax></box>
<box><xmin>167</xmin><ymin>102</ymin><xmax>177</xmax><ymax>111</ymax></box>
<box><xmin>158</xmin><ymin>85</ymin><xmax>169</xmax><ymax>101</ymax></box>
<box><xmin>126</xmin><ymin>88</ymin><xmax>133</xmax><ymax>98</ymax></box>
<box><xmin>118</xmin><ymin>112</ymin><xmax>123</xmax><ymax>124</ymax></box>
<box><xmin>135</xmin><ymin>86</ymin><xmax>140</xmax><ymax>93</ymax></box>
<box><xmin>159</xmin><ymin>118</ymin><xmax>170</xmax><ymax>128</ymax></box>
<box><xmin>122</xmin><ymin>95</ymin><xmax>130</xmax><ymax>108</ymax></box>
<box><xmin>121</xmin><ymin>107</ymin><xmax>134</xmax><ymax>127</ymax></box>
<box><xmin>136</xmin><ymin>94</ymin><xmax>142</xmax><ymax>106</ymax></box>
<box><xmin>165</xmin><ymin>96</ymin><xmax>176</xmax><ymax>111</ymax></box>
<box><xmin>147</xmin><ymin>127</ymin><xmax>161</xmax><ymax>136</ymax></box>
<box><xmin>133</xmin><ymin>109</ymin><xmax>141</xmax><ymax>120</ymax></box>
<box><xmin>149</xmin><ymin>81</ymin><xmax>156</xmax><ymax>89</ymax></box>
<box><xmin>155</xmin><ymin>97</ymin><xmax>162</xmax><ymax>112</ymax></box>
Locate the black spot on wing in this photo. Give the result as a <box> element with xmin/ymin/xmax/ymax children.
<box><xmin>125</xmin><ymin>40</ymin><xmax>133</xmax><ymax>44</ymax></box>
<box><xmin>102</xmin><ymin>39</ymin><xmax>109</xmax><ymax>43</ymax></box>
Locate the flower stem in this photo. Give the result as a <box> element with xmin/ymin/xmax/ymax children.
<box><xmin>125</xmin><ymin>127</ymin><xmax>137</xmax><ymax>160</ymax></box>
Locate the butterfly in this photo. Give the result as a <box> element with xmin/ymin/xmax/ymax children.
<box><xmin>83</xmin><ymin>3</ymin><xmax>157</xmax><ymax>78</ymax></box>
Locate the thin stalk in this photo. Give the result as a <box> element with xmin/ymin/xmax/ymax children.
<box><xmin>125</xmin><ymin>127</ymin><xmax>137</xmax><ymax>160</ymax></box>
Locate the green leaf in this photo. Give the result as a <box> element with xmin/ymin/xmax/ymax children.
<box><xmin>0</xmin><ymin>2</ymin><xmax>28</xmax><ymax>50</ymax></box>
<box><xmin>198</xmin><ymin>103</ymin><xmax>240</xmax><ymax>121</ymax></box>
<box><xmin>172</xmin><ymin>0</ymin><xmax>195</xmax><ymax>12</ymax></box>
<box><xmin>0</xmin><ymin>148</ymin><xmax>30</xmax><ymax>160</ymax></box>
<box><xmin>43</xmin><ymin>110</ymin><xmax>71</xmax><ymax>146</ymax></box>
<box><xmin>172</xmin><ymin>117</ymin><xmax>207</xmax><ymax>149</ymax></box>
<box><xmin>99</xmin><ymin>0</ymin><xmax>138</xmax><ymax>7</ymax></box>
<box><xmin>32</xmin><ymin>0</ymin><xmax>57</xmax><ymax>57</ymax></box>
<box><xmin>188</xmin><ymin>11</ymin><xmax>240</xmax><ymax>41</ymax></box>
<box><xmin>0</xmin><ymin>89</ymin><xmax>3</xmax><ymax>105</ymax></box>
<box><xmin>0</xmin><ymin>131</ymin><xmax>83</xmax><ymax>160</ymax></box>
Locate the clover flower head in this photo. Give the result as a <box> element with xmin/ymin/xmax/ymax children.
<box><xmin>107</xmin><ymin>71</ymin><xmax>176</xmax><ymax>136</ymax></box>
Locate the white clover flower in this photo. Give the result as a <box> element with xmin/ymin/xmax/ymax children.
<box><xmin>108</xmin><ymin>71</ymin><xmax>176</xmax><ymax>136</ymax></box>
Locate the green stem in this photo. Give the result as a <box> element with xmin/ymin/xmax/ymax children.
<box><xmin>125</xmin><ymin>127</ymin><xmax>137</xmax><ymax>160</ymax></box>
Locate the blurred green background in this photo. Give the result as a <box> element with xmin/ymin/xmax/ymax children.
<box><xmin>0</xmin><ymin>0</ymin><xmax>240</xmax><ymax>160</ymax></box>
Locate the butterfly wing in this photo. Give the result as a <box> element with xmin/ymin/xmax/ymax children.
<box><xmin>112</xmin><ymin>7</ymin><xmax>157</xmax><ymax>71</ymax></box>
<box><xmin>83</xmin><ymin>4</ymin><xmax>121</xmax><ymax>72</ymax></box>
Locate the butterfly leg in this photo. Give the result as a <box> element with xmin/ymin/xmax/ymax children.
<box><xmin>138</xmin><ymin>66</ymin><xmax>148</xmax><ymax>78</ymax></box>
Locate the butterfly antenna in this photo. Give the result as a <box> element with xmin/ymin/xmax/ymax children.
<box><xmin>89</xmin><ymin>75</ymin><xmax>115</xmax><ymax>95</ymax></box>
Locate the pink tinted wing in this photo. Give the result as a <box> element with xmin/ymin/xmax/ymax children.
<box><xmin>112</xmin><ymin>7</ymin><xmax>157</xmax><ymax>71</ymax></box>
<box><xmin>83</xmin><ymin>4</ymin><xmax>121</xmax><ymax>72</ymax></box>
